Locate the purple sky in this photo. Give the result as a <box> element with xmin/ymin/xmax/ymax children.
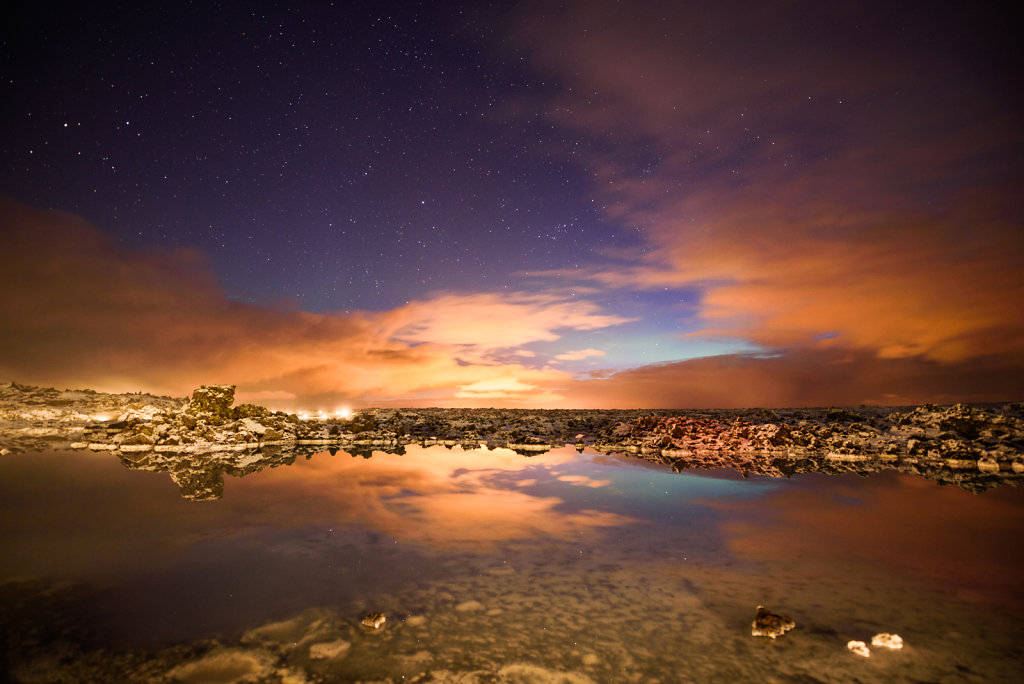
<box><xmin>2</xmin><ymin>1</ymin><xmax>1021</xmax><ymax>407</ymax></box>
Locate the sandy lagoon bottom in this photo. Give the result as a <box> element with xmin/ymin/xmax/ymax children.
<box><xmin>1</xmin><ymin>444</ymin><xmax>1022</xmax><ymax>682</ymax></box>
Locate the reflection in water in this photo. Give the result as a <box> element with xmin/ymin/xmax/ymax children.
<box><xmin>704</xmin><ymin>472</ymin><xmax>1024</xmax><ymax>608</ymax></box>
<box><xmin>116</xmin><ymin>439</ymin><xmax>1024</xmax><ymax>503</ymax></box>
<box><xmin>0</xmin><ymin>445</ymin><xmax>1022</xmax><ymax>681</ymax></box>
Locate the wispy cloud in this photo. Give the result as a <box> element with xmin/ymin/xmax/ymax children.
<box><xmin>554</xmin><ymin>348</ymin><xmax>606</xmax><ymax>362</ymax></box>
<box><xmin>506</xmin><ymin>0</ymin><xmax>1024</xmax><ymax>401</ymax></box>
<box><xmin>0</xmin><ymin>198</ymin><xmax>629</xmax><ymax>406</ymax></box>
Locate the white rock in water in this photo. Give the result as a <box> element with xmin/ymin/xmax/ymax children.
<box><xmin>847</xmin><ymin>640</ymin><xmax>871</xmax><ymax>657</ymax></box>
<box><xmin>872</xmin><ymin>633</ymin><xmax>904</xmax><ymax>649</ymax></box>
<box><xmin>309</xmin><ymin>639</ymin><xmax>351</xmax><ymax>659</ymax></box>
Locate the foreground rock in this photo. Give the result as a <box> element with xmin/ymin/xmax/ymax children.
<box><xmin>2</xmin><ymin>382</ymin><xmax>1022</xmax><ymax>493</ymax></box>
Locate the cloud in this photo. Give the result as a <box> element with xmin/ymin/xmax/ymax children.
<box><xmin>512</xmin><ymin>0</ymin><xmax>1024</xmax><ymax>368</ymax></box>
<box><xmin>554</xmin><ymin>348</ymin><xmax>606</xmax><ymax>361</ymax></box>
<box><xmin>0</xmin><ymin>198</ymin><xmax>628</xmax><ymax>406</ymax></box>
<box><xmin>560</xmin><ymin>347</ymin><xmax>1024</xmax><ymax>408</ymax></box>
<box><xmin>375</xmin><ymin>292</ymin><xmax>633</xmax><ymax>352</ymax></box>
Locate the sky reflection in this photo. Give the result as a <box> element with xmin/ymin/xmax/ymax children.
<box><xmin>3</xmin><ymin>445</ymin><xmax>1024</xmax><ymax>656</ymax></box>
<box><xmin>701</xmin><ymin>471</ymin><xmax>1024</xmax><ymax>609</ymax></box>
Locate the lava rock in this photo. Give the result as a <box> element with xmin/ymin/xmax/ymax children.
<box><xmin>751</xmin><ymin>605</ymin><xmax>795</xmax><ymax>639</ymax></box>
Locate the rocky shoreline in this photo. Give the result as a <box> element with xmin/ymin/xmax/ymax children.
<box><xmin>2</xmin><ymin>381</ymin><xmax>1022</xmax><ymax>494</ymax></box>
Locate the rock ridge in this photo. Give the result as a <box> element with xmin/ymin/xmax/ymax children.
<box><xmin>2</xmin><ymin>382</ymin><xmax>1021</xmax><ymax>494</ymax></box>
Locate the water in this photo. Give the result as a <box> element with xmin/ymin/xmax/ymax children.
<box><xmin>1</xmin><ymin>444</ymin><xmax>1022</xmax><ymax>682</ymax></box>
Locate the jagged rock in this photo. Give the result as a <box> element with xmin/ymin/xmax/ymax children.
<box><xmin>2</xmin><ymin>382</ymin><xmax>1022</xmax><ymax>493</ymax></box>
<box><xmin>360</xmin><ymin>612</ymin><xmax>386</xmax><ymax>630</ymax></box>
<box><xmin>185</xmin><ymin>385</ymin><xmax>236</xmax><ymax>425</ymax></box>
<box><xmin>847</xmin><ymin>640</ymin><xmax>871</xmax><ymax>657</ymax></box>
<box><xmin>751</xmin><ymin>605</ymin><xmax>794</xmax><ymax>639</ymax></box>
<box><xmin>236</xmin><ymin>418</ymin><xmax>267</xmax><ymax>436</ymax></box>
<box><xmin>232</xmin><ymin>403</ymin><xmax>271</xmax><ymax>420</ymax></box>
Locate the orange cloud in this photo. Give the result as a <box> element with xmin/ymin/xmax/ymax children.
<box><xmin>593</xmin><ymin>189</ymin><xmax>1024</xmax><ymax>363</ymax></box>
<box><xmin>375</xmin><ymin>293</ymin><xmax>632</xmax><ymax>352</ymax></box>
<box><xmin>0</xmin><ymin>198</ymin><xmax>630</xmax><ymax>406</ymax></box>
<box><xmin>513</xmin><ymin>0</ymin><xmax>1024</xmax><ymax>371</ymax></box>
<box><xmin>560</xmin><ymin>348</ymin><xmax>1024</xmax><ymax>408</ymax></box>
<box><xmin>554</xmin><ymin>348</ymin><xmax>606</xmax><ymax>361</ymax></box>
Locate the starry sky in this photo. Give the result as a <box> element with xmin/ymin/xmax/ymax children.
<box><xmin>2</xmin><ymin>1</ymin><xmax>1022</xmax><ymax>408</ymax></box>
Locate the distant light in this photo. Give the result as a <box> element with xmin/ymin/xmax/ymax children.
<box><xmin>335</xmin><ymin>408</ymin><xmax>352</xmax><ymax>419</ymax></box>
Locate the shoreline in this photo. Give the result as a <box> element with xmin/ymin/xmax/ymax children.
<box><xmin>2</xmin><ymin>382</ymin><xmax>1022</xmax><ymax>496</ymax></box>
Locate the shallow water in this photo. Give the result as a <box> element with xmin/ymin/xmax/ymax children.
<box><xmin>1</xmin><ymin>444</ymin><xmax>1022</xmax><ymax>682</ymax></box>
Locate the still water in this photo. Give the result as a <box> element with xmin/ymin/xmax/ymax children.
<box><xmin>1</xmin><ymin>444</ymin><xmax>1022</xmax><ymax>682</ymax></box>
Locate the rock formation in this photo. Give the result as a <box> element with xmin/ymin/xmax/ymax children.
<box><xmin>2</xmin><ymin>382</ymin><xmax>1022</xmax><ymax>494</ymax></box>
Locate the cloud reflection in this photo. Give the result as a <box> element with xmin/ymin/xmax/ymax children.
<box><xmin>701</xmin><ymin>473</ymin><xmax>1024</xmax><ymax>608</ymax></box>
<box><xmin>233</xmin><ymin>445</ymin><xmax>637</xmax><ymax>548</ymax></box>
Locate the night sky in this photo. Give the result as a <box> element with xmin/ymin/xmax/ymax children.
<box><xmin>2</xmin><ymin>1</ymin><xmax>1022</xmax><ymax>408</ymax></box>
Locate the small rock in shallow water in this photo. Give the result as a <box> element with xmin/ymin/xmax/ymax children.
<box><xmin>847</xmin><ymin>640</ymin><xmax>871</xmax><ymax>657</ymax></box>
<box><xmin>751</xmin><ymin>605</ymin><xmax>795</xmax><ymax>638</ymax></box>
<box><xmin>871</xmin><ymin>633</ymin><xmax>903</xmax><ymax>649</ymax></box>
<box><xmin>455</xmin><ymin>600</ymin><xmax>485</xmax><ymax>612</ymax></box>
<box><xmin>361</xmin><ymin>612</ymin><xmax>386</xmax><ymax>630</ymax></box>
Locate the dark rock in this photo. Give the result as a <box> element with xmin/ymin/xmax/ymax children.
<box><xmin>751</xmin><ymin>605</ymin><xmax>795</xmax><ymax>639</ymax></box>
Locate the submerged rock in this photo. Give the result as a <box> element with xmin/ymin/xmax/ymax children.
<box><xmin>164</xmin><ymin>647</ymin><xmax>277</xmax><ymax>683</ymax></box>
<box><xmin>751</xmin><ymin>605</ymin><xmax>795</xmax><ymax>639</ymax></box>
<box><xmin>308</xmin><ymin>639</ymin><xmax>351</xmax><ymax>659</ymax></box>
<box><xmin>872</xmin><ymin>632</ymin><xmax>904</xmax><ymax>649</ymax></box>
<box><xmin>847</xmin><ymin>640</ymin><xmax>871</xmax><ymax>657</ymax></box>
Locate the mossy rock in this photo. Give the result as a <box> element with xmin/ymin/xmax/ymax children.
<box><xmin>233</xmin><ymin>403</ymin><xmax>271</xmax><ymax>420</ymax></box>
<box><xmin>186</xmin><ymin>385</ymin><xmax>236</xmax><ymax>425</ymax></box>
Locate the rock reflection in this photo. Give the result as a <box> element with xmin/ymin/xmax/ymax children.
<box><xmin>117</xmin><ymin>444</ymin><xmax>406</xmax><ymax>500</ymax></box>
<box><xmin>116</xmin><ymin>441</ymin><xmax>1024</xmax><ymax>502</ymax></box>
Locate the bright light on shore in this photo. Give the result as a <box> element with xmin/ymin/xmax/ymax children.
<box><xmin>296</xmin><ymin>409</ymin><xmax>350</xmax><ymax>421</ymax></box>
